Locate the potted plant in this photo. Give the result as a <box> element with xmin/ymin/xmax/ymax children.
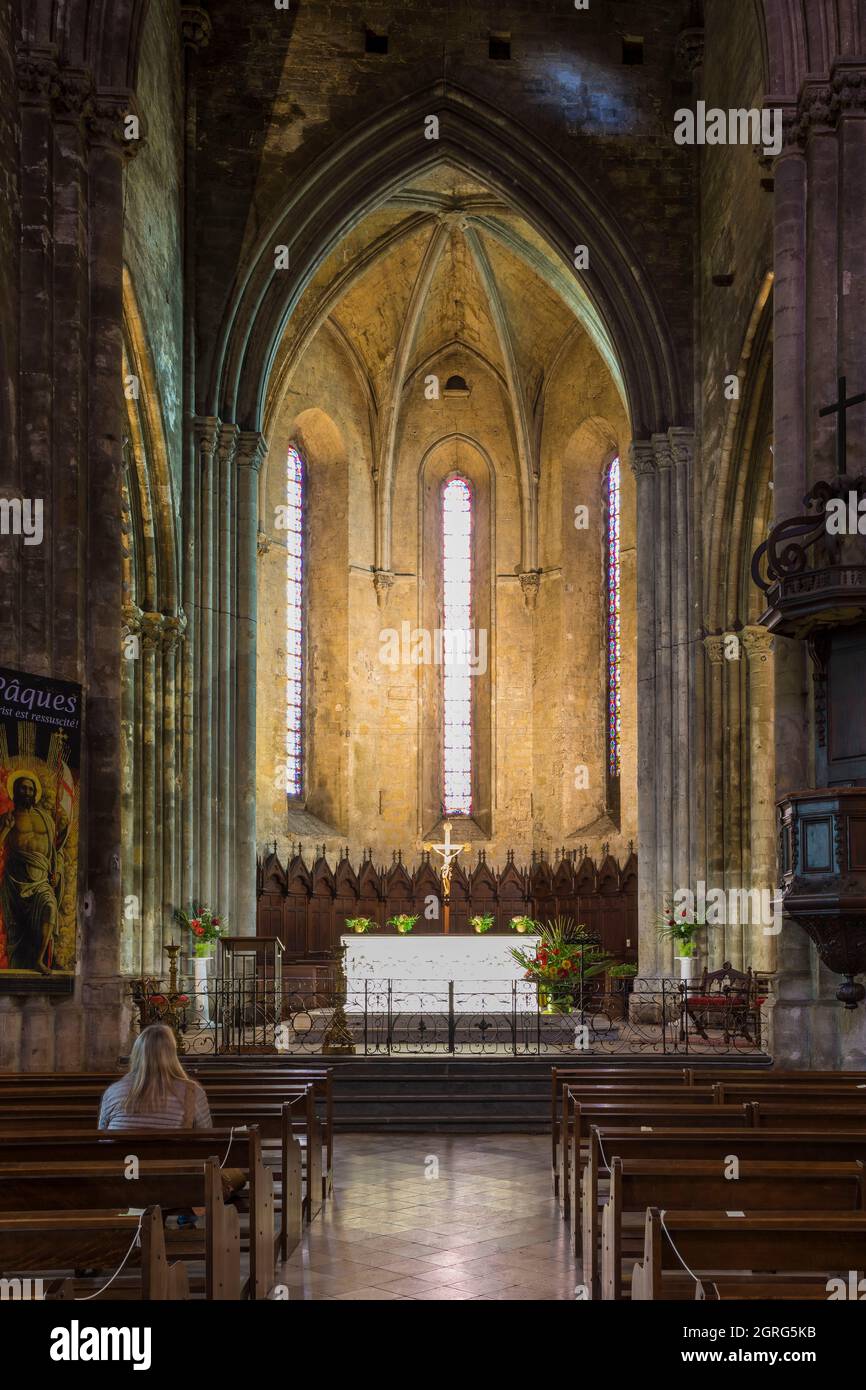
<box><xmin>469</xmin><ymin>912</ymin><xmax>495</xmax><ymax>935</ymax></box>
<box><xmin>509</xmin><ymin>915</ymin><xmax>538</xmax><ymax>935</ymax></box>
<box><xmin>345</xmin><ymin>916</ymin><xmax>378</xmax><ymax>935</ymax></box>
<box><xmin>606</xmin><ymin>961</ymin><xmax>638</xmax><ymax>1019</ymax></box>
<box><xmin>511</xmin><ymin>917</ymin><xmax>613</xmax><ymax>1014</ymax></box>
<box><xmin>175</xmin><ymin>904</ymin><xmax>226</xmax><ymax>959</ymax></box>
<box><xmin>388</xmin><ymin>913</ymin><xmax>418</xmax><ymax>935</ymax></box>
<box><xmin>658</xmin><ymin>908</ymin><xmax>700</xmax><ymax>980</ymax></box>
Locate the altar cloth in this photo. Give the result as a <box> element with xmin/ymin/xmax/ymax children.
<box><xmin>341</xmin><ymin>933</ymin><xmax>541</xmax><ymax>1014</ymax></box>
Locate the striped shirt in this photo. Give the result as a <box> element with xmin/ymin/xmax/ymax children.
<box><xmin>98</xmin><ymin>1075</ymin><xmax>213</xmax><ymax>1131</ymax></box>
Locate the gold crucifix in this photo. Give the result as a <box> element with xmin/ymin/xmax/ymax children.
<box><xmin>424</xmin><ymin>820</ymin><xmax>470</xmax><ymax>934</ymax></box>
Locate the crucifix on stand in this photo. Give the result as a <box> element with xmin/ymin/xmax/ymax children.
<box><xmin>424</xmin><ymin>820</ymin><xmax>470</xmax><ymax>935</ymax></box>
<box><xmin>819</xmin><ymin>375</ymin><xmax>866</xmax><ymax>472</ymax></box>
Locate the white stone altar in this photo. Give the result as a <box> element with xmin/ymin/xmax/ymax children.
<box><xmin>341</xmin><ymin>933</ymin><xmax>541</xmax><ymax>1014</ymax></box>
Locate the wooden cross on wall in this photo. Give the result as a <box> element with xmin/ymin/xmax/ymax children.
<box><xmin>818</xmin><ymin>375</ymin><xmax>866</xmax><ymax>473</ymax></box>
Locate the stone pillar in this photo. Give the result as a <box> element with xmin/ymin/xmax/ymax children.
<box><xmin>82</xmin><ymin>95</ymin><xmax>141</xmax><ymax>1067</ymax></box>
<box><xmin>629</xmin><ymin>440</ymin><xmax>659</xmax><ymax>976</ymax></box>
<box><xmin>217</xmin><ymin>423</ymin><xmax>239</xmax><ymax>924</ymax></box>
<box><xmin>162</xmin><ymin>615</ymin><xmax>185</xmax><ymax>957</ymax></box>
<box><xmin>742</xmin><ymin>626</ymin><xmax>777</xmax><ymax>974</ymax></box>
<box><xmin>702</xmin><ymin>635</ymin><xmax>727</xmax><ymax>969</ymax></box>
<box><xmin>835</xmin><ymin>62</ymin><xmax>866</xmax><ymax>478</ymax></box>
<box><xmin>235</xmin><ymin>431</ymin><xmax>267</xmax><ymax>933</ymax></box>
<box><xmin>630</xmin><ymin>431</ymin><xmax>696</xmax><ymax>981</ymax></box>
<box><xmin>194</xmin><ymin>417</ymin><xmax>219</xmax><ymax>907</ymax></box>
<box><xmin>179</xmin><ymin>8</ymin><xmax>211</xmax><ymax>910</ymax></box>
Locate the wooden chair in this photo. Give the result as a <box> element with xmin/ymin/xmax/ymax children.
<box><xmin>685</xmin><ymin>961</ymin><xmax>768</xmax><ymax>1046</ymax></box>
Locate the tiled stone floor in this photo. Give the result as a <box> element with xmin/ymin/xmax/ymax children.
<box><xmin>280</xmin><ymin>1133</ymin><xmax>578</xmax><ymax>1300</ymax></box>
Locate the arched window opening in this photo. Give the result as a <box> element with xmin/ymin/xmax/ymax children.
<box><xmin>605</xmin><ymin>456</ymin><xmax>622</xmax><ymax>819</ymax></box>
<box><xmin>285</xmin><ymin>445</ymin><xmax>305</xmax><ymax>799</ymax></box>
<box><xmin>442</xmin><ymin>475</ymin><xmax>473</xmax><ymax>816</ymax></box>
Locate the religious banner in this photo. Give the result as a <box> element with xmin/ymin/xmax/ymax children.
<box><xmin>0</xmin><ymin>667</ymin><xmax>82</xmax><ymax>994</ymax></box>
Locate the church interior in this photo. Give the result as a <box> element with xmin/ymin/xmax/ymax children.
<box><xmin>2</xmin><ymin>0</ymin><xmax>866</xmax><ymax>1324</ymax></box>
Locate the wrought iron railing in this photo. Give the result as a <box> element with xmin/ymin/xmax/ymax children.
<box><xmin>131</xmin><ymin>974</ymin><xmax>770</xmax><ymax>1057</ymax></box>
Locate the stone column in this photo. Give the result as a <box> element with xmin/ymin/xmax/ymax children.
<box><xmin>82</xmin><ymin>95</ymin><xmax>141</xmax><ymax>1066</ymax></box>
<box><xmin>834</xmin><ymin>62</ymin><xmax>866</xmax><ymax>478</ymax></box>
<box><xmin>193</xmin><ymin>416</ymin><xmax>219</xmax><ymax>907</ymax></box>
<box><xmin>14</xmin><ymin>45</ymin><xmax>56</xmax><ymax>677</ymax></box>
<box><xmin>742</xmin><ymin>626</ymin><xmax>777</xmax><ymax>974</ymax></box>
<box><xmin>217</xmin><ymin>423</ymin><xmax>239</xmax><ymax>923</ymax></box>
<box><xmin>120</xmin><ymin>603</ymin><xmax>142</xmax><ymax>976</ymax></box>
<box><xmin>702</xmin><ymin>635</ymin><xmax>727</xmax><ymax>969</ymax></box>
<box><xmin>629</xmin><ymin>441</ymin><xmax>659</xmax><ymax>977</ymax></box>
<box><xmin>140</xmin><ymin>610</ymin><xmax>163</xmax><ymax>974</ymax></box>
<box><xmin>162</xmin><ymin>614</ymin><xmax>185</xmax><ymax>957</ymax></box>
<box><xmin>235</xmin><ymin>431</ymin><xmax>267</xmax><ymax>933</ymax></box>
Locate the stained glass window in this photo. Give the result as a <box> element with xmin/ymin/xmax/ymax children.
<box><xmin>442</xmin><ymin>476</ymin><xmax>473</xmax><ymax>816</ymax></box>
<box><xmin>605</xmin><ymin>456</ymin><xmax>622</xmax><ymax>780</ymax></box>
<box><xmin>285</xmin><ymin>446</ymin><xmax>304</xmax><ymax>798</ymax></box>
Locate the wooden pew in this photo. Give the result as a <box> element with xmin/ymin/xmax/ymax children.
<box><xmin>0</xmin><ymin>1205</ymin><xmax>189</xmax><ymax>1300</ymax></box>
<box><xmin>564</xmin><ymin>1095</ymin><xmax>753</xmax><ymax>1224</ymax></box>
<box><xmin>0</xmin><ymin>1065</ymin><xmax>335</xmax><ymax>1200</ymax></box>
<box><xmin>0</xmin><ymin>1092</ymin><xmax>310</xmax><ymax>1239</ymax></box>
<box><xmin>550</xmin><ymin>1065</ymin><xmax>866</xmax><ymax>1194</ymax></box>
<box><xmin>0</xmin><ymin>1124</ymin><xmax>284</xmax><ymax>1290</ymax></box>
<box><xmin>600</xmin><ymin>1158</ymin><xmax>866</xmax><ymax>1300</ymax></box>
<box><xmin>579</xmin><ymin>1124</ymin><xmax>866</xmax><ymax>1270</ymax></box>
<box><xmin>0</xmin><ymin>1157</ymin><xmax>247</xmax><ymax>1298</ymax></box>
<box><xmin>630</xmin><ymin>1208</ymin><xmax>866</xmax><ymax>1300</ymax></box>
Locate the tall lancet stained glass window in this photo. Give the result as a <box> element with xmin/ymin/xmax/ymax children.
<box><xmin>285</xmin><ymin>446</ymin><xmax>305</xmax><ymax>798</ymax></box>
<box><xmin>442</xmin><ymin>476</ymin><xmax>473</xmax><ymax>816</ymax></box>
<box><xmin>605</xmin><ymin>456</ymin><xmax>622</xmax><ymax>781</ymax></box>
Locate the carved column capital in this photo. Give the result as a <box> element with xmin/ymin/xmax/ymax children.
<box><xmin>518</xmin><ymin>569</ymin><xmax>542</xmax><ymax>610</ymax></box>
<box><xmin>15</xmin><ymin>44</ymin><xmax>59</xmax><ymax>105</ymax></box>
<box><xmin>218</xmin><ymin>421</ymin><xmax>241</xmax><ymax>467</ymax></box>
<box><xmin>256</xmin><ymin>530</ymin><xmax>271</xmax><ymax>558</ymax></box>
<box><xmin>181</xmin><ymin>5</ymin><xmax>212</xmax><ymax>49</ymax></box>
<box><xmin>193</xmin><ymin>415</ymin><xmax>221</xmax><ymax>457</ymax></box>
<box><xmin>86</xmin><ymin>92</ymin><xmax>145</xmax><ymax>159</ymax></box>
<box><xmin>830</xmin><ymin>60</ymin><xmax>866</xmax><ymax>118</ymax></box>
<box><xmin>162</xmin><ymin>612</ymin><xmax>188</xmax><ymax>651</ymax></box>
<box><xmin>742</xmin><ymin>624</ymin><xmax>775</xmax><ymax>663</ymax></box>
<box><xmin>235</xmin><ymin>430</ymin><xmax>268</xmax><ymax>472</ymax></box>
<box><xmin>140</xmin><ymin>611</ymin><xmax>167</xmax><ymax>651</ymax></box>
<box><xmin>122</xmin><ymin>603</ymin><xmax>144</xmax><ymax>636</ymax></box>
<box><xmin>628</xmin><ymin>439</ymin><xmax>656</xmax><ymax>478</ymax></box>
<box><xmin>703</xmin><ymin>633</ymin><xmax>727</xmax><ymax>665</ymax></box>
<box><xmin>372</xmin><ymin>569</ymin><xmax>395</xmax><ymax>608</ymax></box>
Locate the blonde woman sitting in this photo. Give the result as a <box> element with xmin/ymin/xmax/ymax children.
<box><xmin>98</xmin><ymin>1023</ymin><xmax>213</xmax><ymax>1131</ymax></box>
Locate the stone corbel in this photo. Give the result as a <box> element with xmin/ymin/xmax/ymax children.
<box><xmin>181</xmin><ymin>5</ymin><xmax>212</xmax><ymax>49</ymax></box>
<box><xmin>372</xmin><ymin>569</ymin><xmax>395</xmax><ymax>609</ymax></box>
<box><xmin>518</xmin><ymin>569</ymin><xmax>542</xmax><ymax>610</ymax></box>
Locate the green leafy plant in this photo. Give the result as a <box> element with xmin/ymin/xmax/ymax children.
<box><xmin>345</xmin><ymin>916</ymin><xmax>378</xmax><ymax>934</ymax></box>
<box><xmin>510</xmin><ymin>917</ymin><xmax>614</xmax><ymax>1011</ymax></box>
<box><xmin>388</xmin><ymin>913</ymin><xmax>418</xmax><ymax>934</ymax></box>
<box><xmin>469</xmin><ymin>913</ymin><xmax>495</xmax><ymax>934</ymax></box>
<box><xmin>509</xmin><ymin>915</ymin><xmax>539</xmax><ymax>934</ymax></box>
<box><xmin>608</xmin><ymin>962</ymin><xmax>638</xmax><ymax>979</ymax></box>
<box><xmin>658</xmin><ymin>907</ymin><xmax>700</xmax><ymax>957</ymax></box>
